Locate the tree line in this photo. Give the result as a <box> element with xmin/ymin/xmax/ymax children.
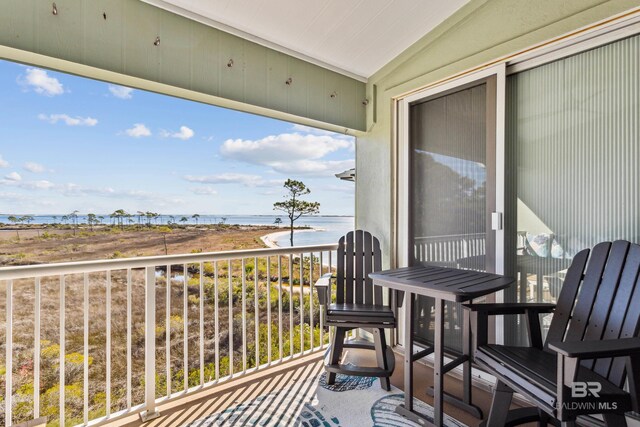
<box><xmin>5</xmin><ymin>179</ymin><xmax>322</xmax><ymax>245</ymax></box>
<box><xmin>4</xmin><ymin>211</ymin><xmax>232</xmax><ymax>229</ymax></box>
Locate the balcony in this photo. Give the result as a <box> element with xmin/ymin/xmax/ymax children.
<box><xmin>0</xmin><ymin>242</ymin><xmax>517</xmax><ymax>427</ymax></box>
<box><xmin>1</xmin><ymin>244</ymin><xmax>341</xmax><ymax>426</ymax></box>
<box><xmin>3</xmin><ymin>1</ymin><xmax>640</xmax><ymax>426</ymax></box>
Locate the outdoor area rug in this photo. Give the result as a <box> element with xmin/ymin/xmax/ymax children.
<box><xmin>184</xmin><ymin>369</ymin><xmax>467</xmax><ymax>427</ymax></box>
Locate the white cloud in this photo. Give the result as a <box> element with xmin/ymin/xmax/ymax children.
<box><xmin>0</xmin><ymin>175</ymin><xmax>174</xmax><ymax>204</ymax></box>
<box><xmin>0</xmin><ymin>174</ymin><xmax>185</xmax><ymax>211</ymax></box>
<box><xmin>185</xmin><ymin>173</ymin><xmax>262</xmax><ymax>186</ymax></box>
<box><xmin>125</xmin><ymin>123</ymin><xmax>152</xmax><ymax>138</ymax></box>
<box><xmin>290</xmin><ymin>124</ymin><xmax>351</xmax><ymax>138</ymax></box>
<box><xmin>220</xmin><ymin>133</ymin><xmax>355</xmax><ymax>176</ymax></box>
<box><xmin>19</xmin><ymin>68</ymin><xmax>64</xmax><ymax>96</ymax></box>
<box><xmin>222</xmin><ymin>133</ymin><xmax>351</xmax><ymax>163</ymax></box>
<box><xmin>38</xmin><ymin>113</ymin><xmax>98</xmax><ymax>127</ymax></box>
<box><xmin>271</xmin><ymin>159</ymin><xmax>355</xmax><ymax>175</ymax></box>
<box><xmin>185</xmin><ymin>173</ymin><xmax>280</xmax><ymax>188</ymax></box>
<box><xmin>5</xmin><ymin>172</ymin><xmax>22</xmax><ymax>182</ymax></box>
<box><xmin>160</xmin><ymin>126</ymin><xmax>195</xmax><ymax>141</ymax></box>
<box><xmin>191</xmin><ymin>187</ymin><xmax>218</xmax><ymax>195</ymax></box>
<box><xmin>11</xmin><ymin>179</ymin><xmax>55</xmax><ymax>190</ymax></box>
<box><xmin>23</xmin><ymin>162</ymin><xmax>46</xmax><ymax>173</ymax></box>
<box><xmin>0</xmin><ymin>155</ymin><xmax>8</xmax><ymax>168</ymax></box>
<box><xmin>0</xmin><ymin>177</ymin><xmax>56</xmax><ymax>190</ymax></box>
<box><xmin>108</xmin><ymin>84</ymin><xmax>134</xmax><ymax>99</ymax></box>
<box><xmin>0</xmin><ymin>191</ymin><xmax>29</xmax><ymax>202</ymax></box>
<box><xmin>0</xmin><ymin>191</ymin><xmax>57</xmax><ymax>209</ymax></box>
<box><xmin>29</xmin><ymin>180</ymin><xmax>56</xmax><ymax>189</ymax></box>
<box><xmin>320</xmin><ymin>184</ymin><xmax>356</xmax><ymax>194</ymax></box>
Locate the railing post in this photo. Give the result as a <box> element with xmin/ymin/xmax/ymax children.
<box><xmin>5</xmin><ymin>280</ymin><xmax>13</xmax><ymax>427</ymax></box>
<box><xmin>140</xmin><ymin>266</ymin><xmax>160</xmax><ymax>421</ymax></box>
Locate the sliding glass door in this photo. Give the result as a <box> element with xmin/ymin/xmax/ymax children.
<box><xmin>399</xmin><ymin>32</ymin><xmax>640</xmax><ymax>348</ymax></box>
<box><xmin>504</xmin><ymin>33</ymin><xmax>640</xmax><ymax>345</ymax></box>
<box><xmin>405</xmin><ymin>74</ymin><xmax>501</xmax><ymax>351</ymax></box>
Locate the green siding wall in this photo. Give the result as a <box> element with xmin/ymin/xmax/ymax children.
<box><xmin>356</xmin><ymin>0</ymin><xmax>640</xmax><ymax>264</ymax></box>
<box><xmin>0</xmin><ymin>0</ymin><xmax>366</xmax><ymax>131</ymax></box>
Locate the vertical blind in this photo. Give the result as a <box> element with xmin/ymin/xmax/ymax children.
<box><xmin>504</xmin><ymin>34</ymin><xmax>640</xmax><ymax>344</ymax></box>
<box><xmin>409</xmin><ymin>84</ymin><xmax>488</xmax><ymax>352</ymax></box>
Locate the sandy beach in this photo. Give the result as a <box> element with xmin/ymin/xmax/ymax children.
<box><xmin>260</xmin><ymin>228</ymin><xmax>324</xmax><ymax>248</ymax></box>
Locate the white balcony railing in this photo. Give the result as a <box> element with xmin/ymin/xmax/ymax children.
<box><xmin>0</xmin><ymin>243</ymin><xmax>338</xmax><ymax>426</ymax></box>
<box><xmin>414</xmin><ymin>233</ymin><xmax>486</xmax><ymax>265</ymax></box>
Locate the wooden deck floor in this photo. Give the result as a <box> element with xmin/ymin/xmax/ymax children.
<box><xmin>114</xmin><ymin>349</ymin><xmax>527</xmax><ymax>427</ymax></box>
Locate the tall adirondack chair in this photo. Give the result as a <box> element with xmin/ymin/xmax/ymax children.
<box><xmin>466</xmin><ymin>240</ymin><xmax>640</xmax><ymax>426</ymax></box>
<box><xmin>315</xmin><ymin>230</ymin><xmax>395</xmax><ymax>390</ymax></box>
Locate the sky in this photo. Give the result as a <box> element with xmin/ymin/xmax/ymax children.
<box><xmin>0</xmin><ymin>59</ymin><xmax>355</xmax><ymax>216</ymax></box>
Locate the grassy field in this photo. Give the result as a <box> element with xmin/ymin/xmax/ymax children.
<box><xmin>0</xmin><ymin>223</ymin><xmax>281</xmax><ymax>265</ymax></box>
<box><xmin>0</xmin><ymin>224</ymin><xmax>328</xmax><ymax>426</ymax></box>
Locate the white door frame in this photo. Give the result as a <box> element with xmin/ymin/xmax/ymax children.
<box><xmin>395</xmin><ymin>62</ymin><xmax>506</xmax><ymax>346</ymax></box>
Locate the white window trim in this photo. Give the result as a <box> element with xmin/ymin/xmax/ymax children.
<box><xmin>507</xmin><ymin>12</ymin><xmax>640</xmax><ymax>74</ymax></box>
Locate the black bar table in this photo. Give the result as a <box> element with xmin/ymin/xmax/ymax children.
<box><xmin>369</xmin><ymin>265</ymin><xmax>514</xmax><ymax>426</ymax></box>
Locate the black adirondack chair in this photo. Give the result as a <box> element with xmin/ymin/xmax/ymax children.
<box><xmin>315</xmin><ymin>230</ymin><xmax>396</xmax><ymax>390</ymax></box>
<box><xmin>466</xmin><ymin>240</ymin><xmax>640</xmax><ymax>426</ymax></box>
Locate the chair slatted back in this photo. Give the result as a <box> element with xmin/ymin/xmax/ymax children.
<box><xmin>544</xmin><ymin>240</ymin><xmax>640</xmax><ymax>388</ymax></box>
<box><xmin>336</xmin><ymin>230</ymin><xmax>383</xmax><ymax>305</ymax></box>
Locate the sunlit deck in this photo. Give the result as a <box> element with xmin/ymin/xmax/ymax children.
<box><xmin>117</xmin><ymin>349</ymin><xmax>498</xmax><ymax>427</ymax></box>
<box><xmin>0</xmin><ymin>242</ymin><xmax>508</xmax><ymax>427</ymax></box>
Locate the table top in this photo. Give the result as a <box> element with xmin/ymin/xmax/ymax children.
<box><xmin>369</xmin><ymin>265</ymin><xmax>514</xmax><ymax>302</ymax></box>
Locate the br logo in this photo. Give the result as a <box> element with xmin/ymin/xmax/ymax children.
<box><xmin>571</xmin><ymin>381</ymin><xmax>601</xmax><ymax>398</ymax></box>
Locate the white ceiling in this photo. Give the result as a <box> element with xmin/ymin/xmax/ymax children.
<box><xmin>144</xmin><ymin>0</ymin><xmax>469</xmax><ymax>80</ymax></box>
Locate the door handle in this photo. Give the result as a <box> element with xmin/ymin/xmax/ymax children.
<box><xmin>491</xmin><ymin>212</ymin><xmax>503</xmax><ymax>231</ymax></box>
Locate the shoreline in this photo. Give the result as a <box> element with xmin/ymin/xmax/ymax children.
<box><xmin>260</xmin><ymin>228</ymin><xmax>322</xmax><ymax>248</ymax></box>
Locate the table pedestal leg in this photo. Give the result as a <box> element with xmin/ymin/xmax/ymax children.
<box><xmin>397</xmin><ymin>293</ymin><xmax>436</xmax><ymax>426</ymax></box>
<box><xmin>433</xmin><ymin>298</ymin><xmax>444</xmax><ymax>426</ymax></box>
<box><xmin>396</xmin><ymin>296</ymin><xmax>474</xmax><ymax>426</ymax></box>
<box><xmin>403</xmin><ymin>294</ymin><xmax>414</xmax><ymax>412</ymax></box>
<box><xmin>424</xmin><ymin>306</ymin><xmax>483</xmax><ymax>419</ymax></box>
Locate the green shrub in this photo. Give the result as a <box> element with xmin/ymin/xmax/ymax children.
<box><xmin>110</xmin><ymin>251</ymin><xmax>126</xmax><ymax>259</ymax></box>
<box><xmin>65</xmin><ymin>352</ymin><xmax>93</xmax><ymax>366</ymax></box>
<box><xmin>202</xmin><ymin>262</ymin><xmax>215</xmax><ymax>276</ymax></box>
<box><xmin>169</xmin><ymin>314</ymin><xmax>183</xmax><ymax>331</ymax></box>
<box><xmin>42</xmin><ymin>343</ymin><xmax>60</xmax><ymax>359</ymax></box>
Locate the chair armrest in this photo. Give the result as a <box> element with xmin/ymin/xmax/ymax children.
<box><xmin>551</xmin><ymin>337</ymin><xmax>640</xmax><ymax>415</ymax></box>
<box><xmin>466</xmin><ymin>303</ymin><xmax>555</xmax><ymax>349</ymax></box>
<box><xmin>314</xmin><ymin>273</ymin><xmax>334</xmax><ymax>305</ymax></box>
<box><xmin>463</xmin><ymin>302</ymin><xmax>556</xmax><ymax>315</ymax></box>
<box><xmin>549</xmin><ymin>337</ymin><xmax>640</xmax><ymax>358</ymax></box>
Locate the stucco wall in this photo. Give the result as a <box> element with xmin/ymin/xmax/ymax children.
<box><xmin>356</xmin><ymin>0</ymin><xmax>640</xmax><ymax>266</ymax></box>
